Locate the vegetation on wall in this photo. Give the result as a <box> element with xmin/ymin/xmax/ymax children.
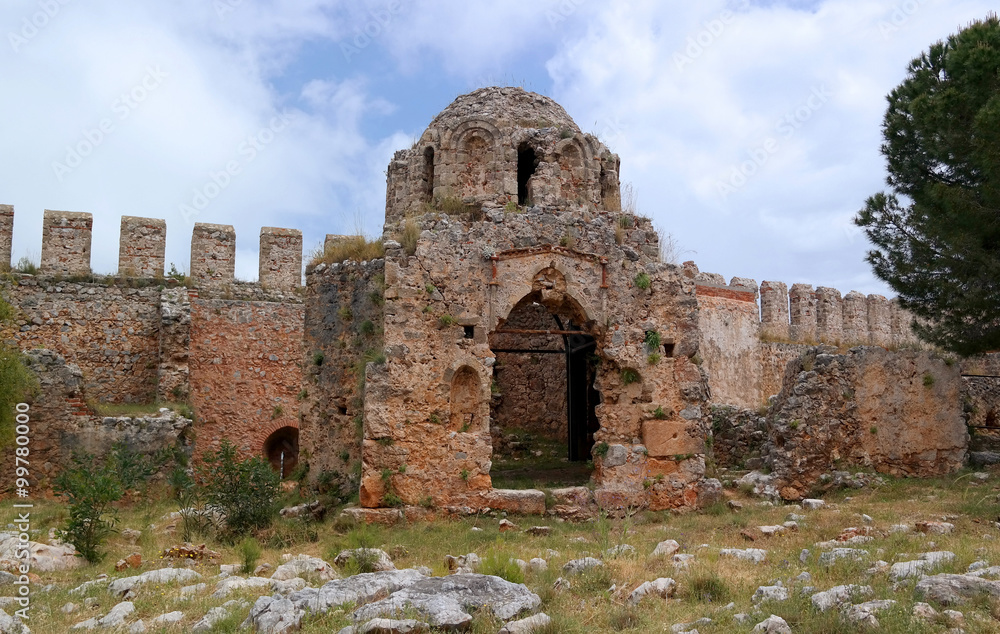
<box><xmin>0</xmin><ymin>295</ymin><xmax>37</xmax><ymax>448</ymax></box>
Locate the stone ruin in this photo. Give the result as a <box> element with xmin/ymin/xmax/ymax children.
<box><xmin>1</xmin><ymin>87</ymin><xmax>997</xmax><ymax>512</ymax></box>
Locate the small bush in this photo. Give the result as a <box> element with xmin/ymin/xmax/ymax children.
<box><xmin>621</xmin><ymin>368</ymin><xmax>641</xmax><ymax>385</ymax></box>
<box><xmin>54</xmin><ymin>454</ymin><xmax>125</xmax><ymax>563</ymax></box>
<box><xmin>439</xmin><ymin>315</ymin><xmax>457</xmax><ymax>327</ymax></box>
<box><xmin>923</xmin><ymin>372</ymin><xmax>935</xmax><ymax>387</ymax></box>
<box><xmin>107</xmin><ymin>442</ymin><xmax>165</xmax><ymax>492</ymax></box>
<box><xmin>200</xmin><ymin>440</ymin><xmax>281</xmax><ymax>540</ymax></box>
<box><xmin>399</xmin><ymin>219</ymin><xmax>420</xmax><ymax>256</ymax></box>
<box><xmin>15</xmin><ymin>257</ymin><xmax>39</xmax><ymax>275</ymax></box>
<box><xmin>504</xmin><ymin>200</ymin><xmax>520</xmax><ymax>213</ymax></box>
<box><xmin>238</xmin><ymin>537</ymin><xmax>262</xmax><ymax>575</ymax></box>
<box><xmin>312</xmin><ymin>351</ymin><xmax>325</xmax><ymax>366</ymax></box>
<box><xmin>653</xmin><ymin>406</ymin><xmax>667</xmax><ymax>420</ymax></box>
<box><xmin>311</xmin><ymin>236</ymin><xmax>384</xmax><ymax>266</ymax></box>
<box><xmin>644</xmin><ymin>330</ymin><xmax>662</xmax><ymax>351</ymax></box>
<box><xmin>634</xmin><ymin>272</ymin><xmax>651</xmax><ymax>290</ymax></box>
<box><xmin>434</xmin><ymin>196</ymin><xmax>484</xmax><ymax>221</ymax></box>
<box><xmin>647</xmin><ymin>353</ymin><xmax>662</xmax><ymax>365</ymax></box>
<box><xmin>479</xmin><ymin>550</ymin><xmax>524</xmax><ymax>584</ymax></box>
<box><xmin>359</xmin><ymin>320</ymin><xmax>376</xmax><ymax>336</ymax></box>
<box><xmin>685</xmin><ymin>572</ymin><xmax>732</xmax><ymax>603</ymax></box>
<box><xmin>593</xmin><ymin>442</ymin><xmax>610</xmax><ymax>458</ymax></box>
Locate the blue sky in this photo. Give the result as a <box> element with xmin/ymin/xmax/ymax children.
<box><xmin>0</xmin><ymin>0</ymin><xmax>994</xmax><ymax>296</ymax></box>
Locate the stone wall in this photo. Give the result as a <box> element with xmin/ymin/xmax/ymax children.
<box><xmin>1</xmin><ymin>277</ymin><xmax>161</xmax><ymax>403</ymax></box>
<box><xmin>0</xmin><ymin>205</ymin><xmax>12</xmax><ymax>269</ymax></box>
<box><xmin>259</xmin><ymin>227</ymin><xmax>303</xmax><ymax>291</ymax></box>
<box><xmin>763</xmin><ymin>346</ymin><xmax>967</xmax><ymax>500</ymax></box>
<box><xmin>41</xmin><ymin>210</ymin><xmax>92</xmax><ymax>276</ymax></box>
<box><xmin>188</xmin><ymin>294</ymin><xmax>305</xmax><ymax>459</ymax></box>
<box><xmin>118</xmin><ymin>216</ymin><xmax>166</xmax><ymax>278</ymax></box>
<box><xmin>190</xmin><ymin>223</ymin><xmax>236</xmax><ymax>288</ymax></box>
<box><xmin>157</xmin><ymin>288</ymin><xmax>191</xmax><ymax>402</ymax></box>
<box><xmin>300</xmin><ymin>258</ymin><xmax>385</xmax><ymax>496</ymax></box>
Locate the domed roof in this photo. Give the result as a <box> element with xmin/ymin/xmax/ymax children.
<box><xmin>427</xmin><ymin>87</ymin><xmax>581</xmax><ymax>135</ymax></box>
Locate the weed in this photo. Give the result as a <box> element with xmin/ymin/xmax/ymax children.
<box><xmin>460</xmin><ymin>469</ymin><xmax>470</xmax><ymax>481</ymax></box>
<box><xmin>504</xmin><ymin>200</ymin><xmax>520</xmax><ymax>214</ymax></box>
<box><xmin>634</xmin><ymin>272</ymin><xmax>651</xmax><ymax>290</ymax></box>
<box><xmin>271</xmin><ymin>405</ymin><xmax>284</xmax><ymax>419</ymax></box>
<box><xmin>310</xmin><ymin>235</ymin><xmax>384</xmax><ymax>266</ymax></box>
<box><xmin>338</xmin><ymin>306</ymin><xmax>354</xmax><ymax>321</ymax></box>
<box><xmin>621</xmin><ymin>368</ymin><xmax>641</xmax><ymax>385</ymax></box>
<box><xmin>647</xmin><ymin>353</ymin><xmax>661</xmax><ymax>365</ymax></box>
<box><xmin>359</xmin><ymin>320</ymin><xmax>376</xmax><ymax>336</ymax></box>
<box><xmin>298</xmin><ymin>389</ymin><xmax>308</xmax><ymax>401</ymax></box>
<box><xmin>238</xmin><ymin>537</ymin><xmax>262</xmax><ymax>575</ymax></box>
<box><xmin>644</xmin><ymin>330</ymin><xmax>661</xmax><ymax>351</ymax></box>
<box><xmin>593</xmin><ymin>442</ymin><xmax>610</xmax><ymax>458</ymax></box>
<box><xmin>439</xmin><ymin>314</ymin><xmax>457</xmax><ymax>327</ymax></box>
<box><xmin>425</xmin><ymin>284</ymin><xmax>436</xmax><ymax>294</ymax></box>
<box><xmin>313</xmin><ymin>351</ymin><xmax>325</xmax><ymax>366</ymax></box>
<box><xmin>685</xmin><ymin>572</ymin><xmax>732</xmax><ymax>603</ymax></box>
<box><xmin>399</xmin><ymin>218</ymin><xmax>420</xmax><ymax>256</ymax></box>
<box><xmin>479</xmin><ymin>550</ymin><xmax>524</xmax><ymax>584</ymax></box>
<box><xmin>653</xmin><ymin>406</ymin><xmax>667</xmax><ymax>420</ymax></box>
<box><xmin>923</xmin><ymin>373</ymin><xmax>935</xmax><ymax>387</ymax></box>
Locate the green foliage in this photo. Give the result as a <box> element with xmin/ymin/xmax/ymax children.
<box><xmin>647</xmin><ymin>353</ymin><xmax>661</xmax><ymax>365</ymax></box>
<box><xmin>15</xmin><ymin>257</ymin><xmax>39</xmax><ymax>275</ymax></box>
<box><xmin>338</xmin><ymin>306</ymin><xmax>354</xmax><ymax>321</ymax></box>
<box><xmin>312</xmin><ymin>351</ymin><xmax>325</xmax><ymax>366</ymax></box>
<box><xmin>398</xmin><ymin>218</ymin><xmax>420</xmax><ymax>256</ymax></box>
<box><xmin>460</xmin><ymin>469</ymin><xmax>470</xmax><ymax>481</ymax></box>
<box><xmin>107</xmin><ymin>442</ymin><xmax>166</xmax><ymax>492</ymax></box>
<box><xmin>504</xmin><ymin>200</ymin><xmax>520</xmax><ymax>213</ymax></box>
<box><xmin>923</xmin><ymin>372</ymin><xmax>936</xmax><ymax>387</ymax></box>
<box><xmin>439</xmin><ymin>314</ymin><xmax>457</xmax><ymax>327</ymax></box>
<box><xmin>238</xmin><ymin>537</ymin><xmax>262</xmax><ymax>575</ymax></box>
<box><xmin>199</xmin><ymin>440</ymin><xmax>281</xmax><ymax>540</ymax></box>
<box><xmin>271</xmin><ymin>405</ymin><xmax>284</xmax><ymax>419</ymax></box>
<box><xmin>310</xmin><ymin>235</ymin><xmax>385</xmax><ymax>266</ymax></box>
<box><xmin>644</xmin><ymin>330</ymin><xmax>661</xmax><ymax>351</ymax></box>
<box><xmin>854</xmin><ymin>15</ymin><xmax>1000</xmax><ymax>355</ymax></box>
<box><xmin>479</xmin><ymin>550</ymin><xmax>524</xmax><ymax>584</ymax></box>
<box><xmin>620</xmin><ymin>368</ymin><xmax>640</xmax><ymax>385</ymax></box>
<box><xmin>0</xmin><ymin>349</ymin><xmax>37</xmax><ymax>449</ymax></box>
<box><xmin>359</xmin><ymin>320</ymin><xmax>376</xmax><ymax>336</ymax></box>
<box><xmin>684</xmin><ymin>572</ymin><xmax>732</xmax><ymax>603</ymax></box>
<box><xmin>653</xmin><ymin>406</ymin><xmax>667</xmax><ymax>420</ymax></box>
<box><xmin>593</xmin><ymin>442</ymin><xmax>610</xmax><ymax>458</ymax></box>
<box><xmin>634</xmin><ymin>271</ymin><xmax>651</xmax><ymax>290</ymax></box>
<box><xmin>425</xmin><ymin>284</ymin><xmax>436</xmax><ymax>294</ymax></box>
<box><xmin>53</xmin><ymin>454</ymin><xmax>125</xmax><ymax>563</ymax></box>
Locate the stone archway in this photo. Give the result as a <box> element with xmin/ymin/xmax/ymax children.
<box><xmin>262</xmin><ymin>425</ymin><xmax>299</xmax><ymax>479</ymax></box>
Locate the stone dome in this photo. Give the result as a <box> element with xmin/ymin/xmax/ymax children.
<box><xmin>427</xmin><ymin>87</ymin><xmax>582</xmax><ymax>136</ymax></box>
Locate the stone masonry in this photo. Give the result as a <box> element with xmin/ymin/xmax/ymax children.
<box><xmin>259</xmin><ymin>227</ymin><xmax>303</xmax><ymax>290</ymax></box>
<box><xmin>0</xmin><ymin>204</ymin><xmax>12</xmax><ymax>269</ymax></box>
<box><xmin>118</xmin><ymin>216</ymin><xmax>166</xmax><ymax>277</ymax></box>
<box><xmin>191</xmin><ymin>223</ymin><xmax>236</xmax><ymax>287</ymax></box>
<box><xmin>40</xmin><ymin>210</ymin><xmax>92</xmax><ymax>276</ymax></box>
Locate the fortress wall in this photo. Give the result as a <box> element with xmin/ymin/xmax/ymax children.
<box><xmin>815</xmin><ymin>287</ymin><xmax>843</xmax><ymax>343</ymax></box>
<box><xmin>191</xmin><ymin>222</ymin><xmax>236</xmax><ymax>287</ymax></box>
<box><xmin>867</xmin><ymin>294</ymin><xmax>892</xmax><ymax>347</ymax></box>
<box><xmin>0</xmin><ymin>205</ymin><xmax>12</xmax><ymax>269</ymax></box>
<box><xmin>260</xmin><ymin>227</ymin><xmax>302</xmax><ymax>291</ymax></box>
<box><xmin>300</xmin><ymin>258</ymin><xmax>385</xmax><ymax>494</ymax></box>
<box><xmin>842</xmin><ymin>291</ymin><xmax>868</xmax><ymax>344</ymax></box>
<box><xmin>188</xmin><ymin>293</ymin><xmax>305</xmax><ymax>460</ymax></box>
<box><xmin>759</xmin><ymin>281</ymin><xmax>789</xmax><ymax>341</ymax></box>
<box><xmin>789</xmin><ymin>283</ymin><xmax>817</xmax><ymax>343</ymax></box>
<box><xmin>1</xmin><ymin>277</ymin><xmax>161</xmax><ymax>403</ymax></box>
<box><xmin>119</xmin><ymin>216</ymin><xmax>166</xmax><ymax>277</ymax></box>
<box><xmin>41</xmin><ymin>210</ymin><xmax>92</xmax><ymax>276</ymax></box>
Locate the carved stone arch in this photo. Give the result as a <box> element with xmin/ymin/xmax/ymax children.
<box><xmin>491</xmin><ymin>256</ymin><xmax>602</xmax><ymax>334</ymax></box>
<box><xmin>445</xmin><ymin>119</ymin><xmax>501</xmax><ymax>152</ymax></box>
<box><xmin>444</xmin><ymin>358</ymin><xmax>490</xmax><ymax>433</ymax></box>
<box><xmin>555</xmin><ymin>137</ymin><xmax>591</xmax><ymax>167</ymax></box>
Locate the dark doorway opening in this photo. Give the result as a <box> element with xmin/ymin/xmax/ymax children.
<box><xmin>263</xmin><ymin>426</ymin><xmax>299</xmax><ymax>479</ymax></box>
<box><xmin>517</xmin><ymin>144</ymin><xmax>537</xmax><ymax>206</ymax></box>
<box><xmin>422</xmin><ymin>147</ymin><xmax>435</xmax><ymax>204</ymax></box>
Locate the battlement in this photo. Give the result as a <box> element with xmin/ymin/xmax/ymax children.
<box><xmin>0</xmin><ymin>206</ymin><xmax>304</xmax><ymax>289</ymax></box>
<box><xmin>688</xmin><ymin>262</ymin><xmax>920</xmax><ymax>348</ymax></box>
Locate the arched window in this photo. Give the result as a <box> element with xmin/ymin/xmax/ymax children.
<box><xmin>422</xmin><ymin>146</ymin><xmax>435</xmax><ymax>203</ymax></box>
<box><xmin>517</xmin><ymin>144</ymin><xmax>538</xmax><ymax>205</ymax></box>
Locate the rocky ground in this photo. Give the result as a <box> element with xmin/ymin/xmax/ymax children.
<box><xmin>3</xmin><ymin>468</ymin><xmax>1000</xmax><ymax>633</ymax></box>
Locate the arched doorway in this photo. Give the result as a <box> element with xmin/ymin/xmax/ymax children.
<box><xmin>263</xmin><ymin>426</ymin><xmax>299</xmax><ymax>479</ymax></box>
<box><xmin>489</xmin><ymin>272</ymin><xmax>600</xmax><ymax>488</ymax></box>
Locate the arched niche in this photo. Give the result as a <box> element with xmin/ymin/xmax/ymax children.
<box><xmin>450</xmin><ymin>365</ymin><xmax>484</xmax><ymax>432</ymax></box>
<box><xmin>262</xmin><ymin>426</ymin><xmax>299</xmax><ymax>479</ymax></box>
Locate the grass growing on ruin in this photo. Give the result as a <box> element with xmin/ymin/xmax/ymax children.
<box><xmin>7</xmin><ymin>467</ymin><xmax>1000</xmax><ymax>632</ymax></box>
<box><xmin>309</xmin><ymin>236</ymin><xmax>385</xmax><ymax>266</ymax></box>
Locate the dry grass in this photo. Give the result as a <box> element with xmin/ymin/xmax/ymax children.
<box><xmin>7</xmin><ymin>469</ymin><xmax>1000</xmax><ymax>632</ymax></box>
<box><xmin>398</xmin><ymin>218</ymin><xmax>420</xmax><ymax>257</ymax></box>
<box><xmin>309</xmin><ymin>235</ymin><xmax>385</xmax><ymax>266</ymax></box>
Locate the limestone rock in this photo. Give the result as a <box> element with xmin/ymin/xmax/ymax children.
<box><xmin>498</xmin><ymin>613</ymin><xmax>552</xmax><ymax>634</ymax></box>
<box><xmin>843</xmin><ymin>600</ymin><xmax>896</xmax><ymax>627</ymax></box>
<box><xmin>652</xmin><ymin>540</ymin><xmax>680</xmax><ymax>557</ymax></box>
<box><xmin>628</xmin><ymin>578</ymin><xmax>676</xmax><ymax>605</ymax></box>
<box><xmin>152</xmin><ymin>612</ymin><xmax>184</xmax><ymax>625</ymax></box>
<box><xmin>271</xmin><ymin>555</ymin><xmax>338</xmax><ymax>582</ymax></box>
<box><xmin>819</xmin><ymin>548</ymin><xmax>868</xmax><ymax>566</ymax></box>
<box><xmin>445</xmin><ymin>554</ymin><xmax>481</xmax><ymax>574</ymax></box>
<box><xmin>484</xmin><ymin>490</ymin><xmax>546</xmax><ymax>515</ymax></box>
<box><xmin>752</xmin><ymin>615</ymin><xmax>791</xmax><ymax>634</ymax></box>
<box><xmin>719</xmin><ymin>548</ymin><xmax>767</xmax><ymax>564</ymax></box>
<box><xmin>0</xmin><ymin>532</ymin><xmax>82</xmax><ymax>572</ymax></box>
<box><xmin>0</xmin><ymin>609</ymin><xmax>29</xmax><ymax>634</ymax></box>
<box><xmin>97</xmin><ymin>601</ymin><xmax>135</xmax><ymax>628</ymax></box>
<box><xmin>810</xmin><ymin>585</ymin><xmax>872</xmax><ymax>611</ymax></box>
<box><xmin>916</xmin><ymin>521</ymin><xmax>955</xmax><ymax>535</ymax></box>
<box><xmin>562</xmin><ymin>558</ymin><xmax>604</xmax><ymax>575</ymax></box>
<box><xmin>192</xmin><ymin>607</ymin><xmax>231</xmax><ymax>632</ymax></box>
<box><xmin>752</xmin><ymin>585</ymin><xmax>789</xmax><ymax>604</ymax></box>
<box><xmin>916</xmin><ymin>574</ymin><xmax>1000</xmax><ymax>605</ymax></box>
<box><xmin>890</xmin><ymin>551</ymin><xmax>955</xmax><ymax>581</ymax></box>
<box><xmin>357</xmin><ymin>618</ymin><xmax>429</xmax><ymax>633</ymax></box>
<box><xmin>108</xmin><ymin>568</ymin><xmax>202</xmax><ymax>596</ymax></box>
<box><xmin>334</xmin><ymin>549</ymin><xmax>396</xmax><ymax>573</ymax></box>
<box><xmin>802</xmin><ymin>499</ymin><xmax>825</xmax><ymax>510</ymax></box>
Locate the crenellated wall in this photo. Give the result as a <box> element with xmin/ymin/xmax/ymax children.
<box><xmin>0</xmin><ymin>205</ymin><xmax>12</xmax><ymax>269</ymax></box>
<box><xmin>119</xmin><ymin>216</ymin><xmax>166</xmax><ymax>277</ymax></box>
<box><xmin>190</xmin><ymin>222</ymin><xmax>236</xmax><ymax>287</ymax></box>
<box><xmin>41</xmin><ymin>210</ymin><xmax>93</xmax><ymax>276</ymax></box>
<box><xmin>260</xmin><ymin>227</ymin><xmax>303</xmax><ymax>291</ymax></box>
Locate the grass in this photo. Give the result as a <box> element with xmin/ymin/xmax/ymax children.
<box><xmin>8</xmin><ymin>469</ymin><xmax>1000</xmax><ymax>632</ymax></box>
<box><xmin>310</xmin><ymin>235</ymin><xmax>385</xmax><ymax>266</ymax></box>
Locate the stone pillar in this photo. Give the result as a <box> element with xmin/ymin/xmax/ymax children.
<box><xmin>759</xmin><ymin>281</ymin><xmax>789</xmax><ymax>341</ymax></box>
<box><xmin>867</xmin><ymin>294</ymin><xmax>892</xmax><ymax>347</ymax></box>
<box><xmin>259</xmin><ymin>227</ymin><xmax>302</xmax><ymax>290</ymax></box>
<box><xmin>789</xmin><ymin>283</ymin><xmax>817</xmax><ymax>343</ymax></box>
<box><xmin>41</xmin><ymin>210</ymin><xmax>92</xmax><ymax>276</ymax></box>
<box><xmin>118</xmin><ymin>216</ymin><xmax>166</xmax><ymax>277</ymax></box>
<box><xmin>890</xmin><ymin>299</ymin><xmax>919</xmax><ymax>348</ymax></box>
<box><xmin>190</xmin><ymin>223</ymin><xmax>235</xmax><ymax>287</ymax></box>
<box><xmin>842</xmin><ymin>291</ymin><xmax>868</xmax><ymax>345</ymax></box>
<box><xmin>815</xmin><ymin>287</ymin><xmax>843</xmax><ymax>344</ymax></box>
<box><xmin>0</xmin><ymin>205</ymin><xmax>12</xmax><ymax>270</ymax></box>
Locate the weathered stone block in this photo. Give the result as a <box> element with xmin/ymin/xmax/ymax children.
<box><xmin>484</xmin><ymin>489</ymin><xmax>546</xmax><ymax>515</ymax></box>
<box><xmin>760</xmin><ymin>281</ymin><xmax>789</xmax><ymax>340</ymax></box>
<box><xmin>119</xmin><ymin>216</ymin><xmax>165</xmax><ymax>277</ymax></box>
<box><xmin>41</xmin><ymin>210</ymin><xmax>92</xmax><ymax>276</ymax></box>
<box><xmin>842</xmin><ymin>291</ymin><xmax>868</xmax><ymax>344</ymax></box>
<box><xmin>867</xmin><ymin>294</ymin><xmax>892</xmax><ymax>347</ymax></box>
<box><xmin>789</xmin><ymin>284</ymin><xmax>816</xmax><ymax>343</ymax></box>
<box><xmin>0</xmin><ymin>204</ymin><xmax>12</xmax><ymax>269</ymax></box>
<box><xmin>259</xmin><ymin>227</ymin><xmax>302</xmax><ymax>290</ymax></box>
<box><xmin>190</xmin><ymin>223</ymin><xmax>235</xmax><ymax>287</ymax></box>
<box><xmin>815</xmin><ymin>287</ymin><xmax>843</xmax><ymax>344</ymax></box>
<box><xmin>642</xmin><ymin>420</ymin><xmax>705</xmax><ymax>457</ymax></box>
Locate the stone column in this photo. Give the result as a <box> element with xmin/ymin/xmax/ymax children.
<box><xmin>867</xmin><ymin>294</ymin><xmax>892</xmax><ymax>347</ymax></box>
<box><xmin>789</xmin><ymin>283</ymin><xmax>817</xmax><ymax>343</ymax></box>
<box><xmin>190</xmin><ymin>223</ymin><xmax>235</xmax><ymax>287</ymax></box>
<box><xmin>842</xmin><ymin>291</ymin><xmax>868</xmax><ymax>345</ymax></box>
<box><xmin>259</xmin><ymin>227</ymin><xmax>302</xmax><ymax>290</ymax></box>
<box><xmin>118</xmin><ymin>216</ymin><xmax>166</xmax><ymax>278</ymax></box>
<box><xmin>0</xmin><ymin>205</ymin><xmax>12</xmax><ymax>270</ymax></box>
<box><xmin>815</xmin><ymin>287</ymin><xmax>843</xmax><ymax>344</ymax></box>
<box><xmin>890</xmin><ymin>299</ymin><xmax>919</xmax><ymax>348</ymax></box>
<box><xmin>41</xmin><ymin>210</ymin><xmax>93</xmax><ymax>276</ymax></box>
<box><xmin>759</xmin><ymin>281</ymin><xmax>789</xmax><ymax>341</ymax></box>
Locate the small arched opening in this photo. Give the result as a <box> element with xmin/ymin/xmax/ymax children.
<box><xmin>517</xmin><ymin>144</ymin><xmax>538</xmax><ymax>205</ymax></box>
<box><xmin>422</xmin><ymin>146</ymin><xmax>435</xmax><ymax>204</ymax></box>
<box><xmin>263</xmin><ymin>426</ymin><xmax>299</xmax><ymax>479</ymax></box>
<box><xmin>450</xmin><ymin>365</ymin><xmax>481</xmax><ymax>432</ymax></box>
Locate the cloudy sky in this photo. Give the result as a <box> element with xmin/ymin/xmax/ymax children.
<box><xmin>0</xmin><ymin>0</ymin><xmax>993</xmax><ymax>294</ymax></box>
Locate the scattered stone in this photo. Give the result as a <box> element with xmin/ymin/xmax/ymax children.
<box><xmin>628</xmin><ymin>578</ymin><xmax>676</xmax><ymax>605</ymax></box>
<box><xmin>758</xmin><ymin>526</ymin><xmax>786</xmax><ymax>537</ymax></box>
<box><xmin>121</xmin><ymin>529</ymin><xmax>142</xmax><ymax>543</ymax></box>
<box><xmin>889</xmin><ymin>524</ymin><xmax>912</xmax><ymax>534</ymax></box>
<box><xmin>152</xmin><ymin>612</ymin><xmax>184</xmax><ymax>624</ymax></box>
<box><xmin>444</xmin><ymin>554</ymin><xmax>481</xmax><ymax>574</ymax></box>
<box><xmin>916</xmin><ymin>574</ymin><xmax>1000</xmax><ymax>605</ymax></box>
<box><xmin>970</xmin><ymin>451</ymin><xmax>1000</xmax><ymax>467</ymax></box>
<box><xmin>819</xmin><ymin>548</ymin><xmax>868</xmax><ymax>566</ymax></box>
<box><xmin>61</xmin><ymin>602</ymin><xmax>77</xmax><ymax>614</ymax></box>
<box><xmin>652</xmin><ymin>540</ymin><xmax>680</xmax><ymax>557</ymax></box>
<box><xmin>727</xmin><ymin>500</ymin><xmax>743</xmax><ymax>511</ymax></box>
<box><xmin>799</xmin><ymin>549</ymin><xmax>810</xmax><ymax>563</ymax></box>
<box><xmin>810</xmin><ymin>585</ymin><xmax>872</xmax><ymax>611</ymax></box>
<box><xmin>498</xmin><ymin>519</ymin><xmax>517</xmax><ymax>532</ymax></box>
<box><xmin>720</xmin><ymin>548</ymin><xmax>767</xmax><ymax>564</ymax></box>
<box><xmin>115</xmin><ymin>553</ymin><xmax>142</xmax><ymax>572</ymax></box>
<box><xmin>498</xmin><ymin>613</ymin><xmax>552</xmax><ymax>634</ymax></box>
<box><xmin>254</xmin><ymin>563</ymin><xmax>273</xmax><ymax>576</ymax></box>
<box><xmin>192</xmin><ymin>607</ymin><xmax>231</xmax><ymax>632</ymax></box>
<box><xmin>912</xmin><ymin>602</ymin><xmax>938</xmax><ymax>621</ymax></box>
<box><xmin>527</xmin><ymin>558</ymin><xmax>547</xmax><ymax>573</ymax></box>
<box><xmin>752</xmin><ymin>615</ymin><xmax>791</xmax><ymax>634</ymax></box>
<box><xmin>843</xmin><ymin>600</ymin><xmax>896</xmax><ymax>627</ymax></box>
<box><xmin>562</xmin><ymin>558</ymin><xmax>604</xmax><ymax>575</ymax></box>
<box><xmin>737</xmin><ymin>471</ymin><xmax>779</xmax><ymax>500</ymax></box>
<box><xmin>916</xmin><ymin>521</ymin><xmax>955</xmax><ymax>535</ymax></box>
<box><xmin>271</xmin><ymin>555</ymin><xmax>338</xmax><ymax>582</ymax></box>
<box><xmin>968</xmin><ymin>561</ymin><xmax>989</xmax><ymax>572</ymax></box>
<box><xmin>334</xmin><ymin>549</ymin><xmax>396</xmax><ymax>572</ymax></box>
<box><xmin>605</xmin><ymin>544</ymin><xmax>635</xmax><ymax>558</ymax></box>
<box><xmin>129</xmin><ymin>621</ymin><xmax>146</xmax><ymax>634</ymax></box>
<box><xmin>865</xmin><ymin>560</ymin><xmax>889</xmax><ymax>575</ymax></box>
<box><xmin>108</xmin><ymin>568</ymin><xmax>202</xmax><ymax>596</ymax></box>
<box><xmin>0</xmin><ymin>531</ymin><xmax>82</xmax><ymax>572</ymax></box>
<box><xmin>671</xmin><ymin>618</ymin><xmax>712</xmax><ymax>633</ymax></box>
<box><xmin>357</xmin><ymin>618</ymin><xmax>429</xmax><ymax>633</ymax></box>
<box><xmin>212</xmin><ymin>576</ymin><xmax>274</xmax><ymax>598</ymax></box>
<box><xmin>0</xmin><ymin>609</ymin><xmax>28</xmax><ymax>634</ymax></box>
<box><xmin>861</xmin><ymin>514</ymin><xmax>874</xmax><ymax>524</ymax></box>
<box><xmin>279</xmin><ymin>500</ymin><xmax>326</xmax><ymax>521</ymax></box>
<box><xmin>890</xmin><ymin>551</ymin><xmax>956</xmax><ymax>581</ymax></box>
<box><xmin>802</xmin><ymin>499</ymin><xmax>825</xmax><ymax>510</ymax></box>
<box><xmin>787</xmin><ymin>513</ymin><xmax>805</xmax><ymax>522</ymax></box>
<box><xmin>795</xmin><ymin>572</ymin><xmax>812</xmax><ymax>583</ymax></box>
<box><xmin>524</xmin><ymin>527</ymin><xmax>551</xmax><ymax>537</ymax></box>
<box><xmin>180</xmin><ymin>582</ymin><xmax>206</xmax><ymax>598</ymax></box>
<box><xmin>673</xmin><ymin>554</ymin><xmax>695</xmax><ymax>569</ymax></box>
<box><xmin>96</xmin><ymin>601</ymin><xmax>135</xmax><ymax>628</ymax></box>
<box><xmin>552</xmin><ymin>577</ymin><xmax>570</xmax><ymax>591</ymax></box>
<box><xmin>160</xmin><ymin>543</ymin><xmax>221</xmax><ymax>561</ymax></box>
<box><xmin>752</xmin><ymin>585</ymin><xmax>789</xmax><ymax>604</ymax></box>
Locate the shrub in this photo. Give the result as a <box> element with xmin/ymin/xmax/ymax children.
<box><xmin>200</xmin><ymin>440</ymin><xmax>281</xmax><ymax>539</ymax></box>
<box><xmin>593</xmin><ymin>442</ymin><xmax>610</xmax><ymax>458</ymax></box>
<box><xmin>54</xmin><ymin>454</ymin><xmax>124</xmax><ymax>563</ymax></box>
<box><xmin>310</xmin><ymin>236</ymin><xmax>384</xmax><ymax>266</ymax></box>
<box><xmin>434</xmin><ymin>196</ymin><xmax>484</xmax><ymax>221</ymax></box>
<box><xmin>238</xmin><ymin>537</ymin><xmax>262</xmax><ymax>575</ymax></box>
<box><xmin>685</xmin><ymin>572</ymin><xmax>732</xmax><ymax>603</ymax></box>
<box><xmin>107</xmin><ymin>442</ymin><xmax>165</xmax><ymax>492</ymax></box>
<box><xmin>359</xmin><ymin>320</ymin><xmax>376</xmax><ymax>336</ymax></box>
<box><xmin>923</xmin><ymin>372</ymin><xmax>935</xmax><ymax>387</ymax></box>
<box><xmin>647</xmin><ymin>353</ymin><xmax>662</xmax><ymax>365</ymax></box>
<box><xmin>621</xmin><ymin>368</ymin><xmax>641</xmax><ymax>385</ymax></box>
<box><xmin>479</xmin><ymin>550</ymin><xmax>524</xmax><ymax>584</ymax></box>
<box><xmin>439</xmin><ymin>315</ymin><xmax>457</xmax><ymax>327</ymax></box>
<box><xmin>634</xmin><ymin>272</ymin><xmax>651</xmax><ymax>290</ymax></box>
<box><xmin>399</xmin><ymin>219</ymin><xmax>420</xmax><ymax>256</ymax></box>
<box><xmin>644</xmin><ymin>330</ymin><xmax>661</xmax><ymax>351</ymax></box>
<box><xmin>14</xmin><ymin>257</ymin><xmax>38</xmax><ymax>275</ymax></box>
<box><xmin>653</xmin><ymin>406</ymin><xmax>667</xmax><ymax>420</ymax></box>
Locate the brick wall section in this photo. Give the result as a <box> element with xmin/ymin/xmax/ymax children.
<box><xmin>41</xmin><ymin>210</ymin><xmax>92</xmax><ymax>276</ymax></box>
<box><xmin>188</xmin><ymin>296</ymin><xmax>304</xmax><ymax>460</ymax></box>
<box><xmin>259</xmin><ymin>227</ymin><xmax>302</xmax><ymax>291</ymax></box>
<box><xmin>0</xmin><ymin>204</ymin><xmax>12</xmax><ymax>269</ymax></box>
<box><xmin>190</xmin><ymin>223</ymin><xmax>235</xmax><ymax>287</ymax></box>
<box><xmin>300</xmin><ymin>259</ymin><xmax>384</xmax><ymax>495</ymax></box>
<box><xmin>119</xmin><ymin>216</ymin><xmax>166</xmax><ymax>277</ymax></box>
<box><xmin>1</xmin><ymin>277</ymin><xmax>161</xmax><ymax>403</ymax></box>
<box><xmin>759</xmin><ymin>281</ymin><xmax>789</xmax><ymax>341</ymax></box>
